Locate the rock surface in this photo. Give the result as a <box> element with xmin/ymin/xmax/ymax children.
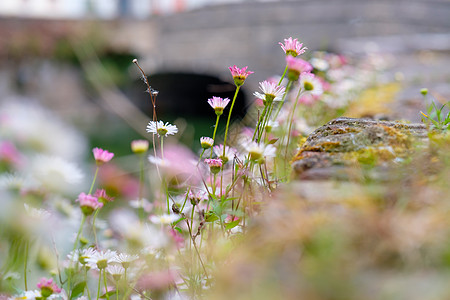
<box><xmin>292</xmin><ymin>117</ymin><xmax>427</xmax><ymax>181</ymax></box>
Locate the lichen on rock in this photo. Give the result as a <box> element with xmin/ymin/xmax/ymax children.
<box><xmin>292</xmin><ymin>117</ymin><xmax>427</xmax><ymax>180</ymax></box>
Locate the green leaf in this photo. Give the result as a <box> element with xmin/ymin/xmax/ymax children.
<box><xmin>70</xmin><ymin>281</ymin><xmax>86</xmax><ymax>300</ymax></box>
<box><xmin>268</xmin><ymin>138</ymin><xmax>279</xmax><ymax>145</ymax></box>
<box><xmin>225</xmin><ymin>220</ymin><xmax>240</xmax><ymax>230</ymax></box>
<box><xmin>99</xmin><ymin>290</ymin><xmax>116</xmax><ymax>299</ymax></box>
<box><xmin>205</xmin><ymin>211</ymin><xmax>219</xmax><ymax>222</ymax></box>
<box><xmin>173</xmin><ymin>226</ymin><xmax>183</xmax><ymax>233</ymax></box>
<box><xmin>172</xmin><ymin>217</ymin><xmax>186</xmax><ymax>226</ymax></box>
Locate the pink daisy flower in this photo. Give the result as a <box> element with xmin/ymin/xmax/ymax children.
<box><xmin>37</xmin><ymin>278</ymin><xmax>61</xmax><ymax>297</ymax></box>
<box><xmin>76</xmin><ymin>192</ymin><xmax>103</xmax><ymax>216</ymax></box>
<box><xmin>204</xmin><ymin>158</ymin><xmax>223</xmax><ymax>174</ymax></box>
<box><xmin>286</xmin><ymin>56</ymin><xmax>313</xmax><ymax>81</ymax></box>
<box><xmin>93</xmin><ymin>147</ymin><xmax>114</xmax><ymax>165</ymax></box>
<box><xmin>94</xmin><ymin>188</ymin><xmax>115</xmax><ymax>204</ymax></box>
<box><xmin>279</xmin><ymin>37</ymin><xmax>307</xmax><ymax>57</ymax></box>
<box><xmin>208</xmin><ymin>96</ymin><xmax>230</xmax><ymax>116</ymax></box>
<box><xmin>131</xmin><ymin>139</ymin><xmax>149</xmax><ymax>154</ymax></box>
<box><xmin>200</xmin><ymin>136</ymin><xmax>214</xmax><ymax>149</ymax></box>
<box><xmin>229</xmin><ymin>65</ymin><xmax>254</xmax><ymax>87</ymax></box>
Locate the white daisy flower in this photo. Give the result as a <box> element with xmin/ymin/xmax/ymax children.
<box><xmin>30</xmin><ymin>155</ymin><xmax>84</xmax><ymax>194</ymax></box>
<box><xmin>244</xmin><ymin>141</ymin><xmax>276</xmax><ymax>163</ymax></box>
<box><xmin>146</xmin><ymin>121</ymin><xmax>178</xmax><ymax>137</ymax></box>
<box><xmin>106</xmin><ymin>265</ymin><xmax>125</xmax><ymax>280</ymax></box>
<box><xmin>299</xmin><ymin>73</ymin><xmax>323</xmax><ymax>96</ymax></box>
<box><xmin>253</xmin><ymin>80</ymin><xmax>286</xmax><ymax>104</ymax></box>
<box><xmin>85</xmin><ymin>249</ymin><xmax>117</xmax><ymax>270</ymax></box>
<box><xmin>149</xmin><ymin>213</ymin><xmax>180</xmax><ymax>225</ymax></box>
<box><xmin>112</xmin><ymin>253</ymin><xmax>139</xmax><ymax>269</ymax></box>
<box><xmin>213</xmin><ymin>144</ymin><xmax>238</xmax><ymax>164</ymax></box>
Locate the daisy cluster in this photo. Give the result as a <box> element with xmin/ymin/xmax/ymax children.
<box><xmin>1</xmin><ymin>35</ymin><xmax>390</xmax><ymax>300</ymax></box>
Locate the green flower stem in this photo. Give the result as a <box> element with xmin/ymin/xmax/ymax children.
<box><xmin>96</xmin><ymin>269</ymin><xmax>102</xmax><ymax>300</ymax></box>
<box><xmin>115</xmin><ymin>280</ymin><xmax>119</xmax><ymax>300</ymax></box>
<box><xmin>197</xmin><ymin>149</ymin><xmax>206</xmax><ymax>165</ymax></box>
<box><xmin>92</xmin><ymin>209</ymin><xmax>100</xmax><ymax>247</ymax></box>
<box><xmin>278</xmin><ymin>64</ymin><xmax>288</xmax><ymax>86</ymax></box>
<box><xmin>103</xmin><ymin>269</ymin><xmax>110</xmax><ymax>300</ymax></box>
<box><xmin>210</xmin><ymin>115</ymin><xmax>221</xmax><ymax>158</ymax></box>
<box><xmin>160</xmin><ymin>136</ymin><xmax>164</xmax><ymax>160</ymax></box>
<box><xmin>89</xmin><ymin>167</ymin><xmax>99</xmax><ymax>195</ymax></box>
<box><xmin>252</xmin><ymin>104</ymin><xmax>268</xmax><ymax>142</ymax></box>
<box><xmin>85</xmin><ymin>266</ymin><xmax>91</xmax><ymax>300</ymax></box>
<box><xmin>72</xmin><ymin>215</ymin><xmax>86</xmax><ymax>254</ymax></box>
<box><xmin>222</xmin><ymin>86</ymin><xmax>240</xmax><ymax>158</ymax></box>
<box><xmin>283</xmin><ymin>88</ymin><xmax>304</xmax><ymax>173</ymax></box>
<box><xmin>67</xmin><ymin>214</ymin><xmax>86</xmax><ymax>297</ymax></box>
<box><xmin>138</xmin><ymin>153</ymin><xmax>145</xmax><ymax>222</ymax></box>
<box><xmin>272</xmin><ymin>80</ymin><xmax>293</xmax><ymax>122</ymax></box>
<box><xmin>24</xmin><ymin>240</ymin><xmax>29</xmax><ymax>290</ymax></box>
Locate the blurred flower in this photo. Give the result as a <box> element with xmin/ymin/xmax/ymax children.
<box><xmin>85</xmin><ymin>249</ymin><xmax>118</xmax><ymax>270</ymax></box>
<box><xmin>244</xmin><ymin>141</ymin><xmax>276</xmax><ymax>163</ymax></box>
<box><xmin>300</xmin><ymin>72</ymin><xmax>324</xmax><ymax>96</ymax></box>
<box><xmin>286</xmin><ymin>56</ymin><xmax>313</xmax><ymax>81</ymax></box>
<box><xmin>37</xmin><ymin>278</ymin><xmax>61</xmax><ymax>297</ymax></box>
<box><xmin>24</xmin><ymin>203</ymin><xmax>51</xmax><ymax>220</ymax></box>
<box><xmin>0</xmin><ymin>100</ymin><xmax>87</xmax><ymax>161</ymax></box>
<box><xmin>129</xmin><ymin>198</ymin><xmax>153</xmax><ymax>213</ymax></box>
<box><xmin>137</xmin><ymin>269</ymin><xmax>178</xmax><ymax>292</ymax></box>
<box><xmin>149</xmin><ymin>213</ymin><xmax>180</xmax><ymax>225</ymax></box>
<box><xmin>188</xmin><ymin>189</ymin><xmax>208</xmax><ymax>206</ymax></box>
<box><xmin>93</xmin><ymin>148</ymin><xmax>114</xmax><ymax>166</ymax></box>
<box><xmin>148</xmin><ymin>144</ymin><xmax>199</xmax><ymax>185</ymax></box>
<box><xmin>30</xmin><ymin>155</ymin><xmax>84</xmax><ymax>195</ymax></box>
<box><xmin>207</xmin><ymin>96</ymin><xmax>230</xmax><ymax>116</ymax></box>
<box><xmin>204</xmin><ymin>158</ymin><xmax>222</xmax><ymax>174</ymax></box>
<box><xmin>279</xmin><ymin>37</ymin><xmax>307</xmax><ymax>57</ymax></box>
<box><xmin>76</xmin><ymin>192</ymin><xmax>103</xmax><ymax>216</ymax></box>
<box><xmin>253</xmin><ymin>80</ymin><xmax>286</xmax><ymax>105</ymax></box>
<box><xmin>265</xmin><ymin>120</ymin><xmax>279</xmax><ymax>133</ymax></box>
<box><xmin>0</xmin><ymin>140</ymin><xmax>22</xmax><ymax>169</ymax></box>
<box><xmin>14</xmin><ymin>290</ymin><xmax>42</xmax><ymax>300</ymax></box>
<box><xmin>106</xmin><ymin>265</ymin><xmax>125</xmax><ymax>281</ymax></box>
<box><xmin>131</xmin><ymin>140</ymin><xmax>149</xmax><ymax>154</ymax></box>
<box><xmin>112</xmin><ymin>253</ymin><xmax>139</xmax><ymax>269</ymax></box>
<box><xmin>146</xmin><ymin>121</ymin><xmax>178</xmax><ymax>137</ymax></box>
<box><xmin>94</xmin><ymin>189</ymin><xmax>115</xmax><ymax>204</ymax></box>
<box><xmin>200</xmin><ymin>137</ymin><xmax>214</xmax><ymax>149</ymax></box>
<box><xmin>67</xmin><ymin>248</ymin><xmax>97</xmax><ymax>266</ymax></box>
<box><xmin>213</xmin><ymin>144</ymin><xmax>238</xmax><ymax>164</ymax></box>
<box><xmin>229</xmin><ymin>65</ymin><xmax>254</xmax><ymax>87</ymax></box>
<box><xmin>310</xmin><ymin>57</ymin><xmax>329</xmax><ymax>71</ymax></box>
<box><xmin>169</xmin><ymin>228</ymin><xmax>184</xmax><ymax>248</ymax></box>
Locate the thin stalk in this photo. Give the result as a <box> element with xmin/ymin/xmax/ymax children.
<box><xmin>272</xmin><ymin>80</ymin><xmax>293</xmax><ymax>122</ymax></box>
<box><xmin>96</xmin><ymin>269</ymin><xmax>102</xmax><ymax>300</ymax></box>
<box><xmin>103</xmin><ymin>270</ymin><xmax>110</xmax><ymax>300</ymax></box>
<box><xmin>24</xmin><ymin>240</ymin><xmax>29</xmax><ymax>290</ymax></box>
<box><xmin>252</xmin><ymin>105</ymin><xmax>268</xmax><ymax>142</ymax></box>
<box><xmin>92</xmin><ymin>209</ymin><xmax>100</xmax><ymax>247</ymax></box>
<box><xmin>85</xmin><ymin>266</ymin><xmax>91</xmax><ymax>300</ymax></box>
<box><xmin>67</xmin><ymin>214</ymin><xmax>86</xmax><ymax>296</ymax></box>
<box><xmin>115</xmin><ymin>280</ymin><xmax>119</xmax><ymax>300</ymax></box>
<box><xmin>278</xmin><ymin>64</ymin><xmax>288</xmax><ymax>86</ymax></box>
<box><xmin>197</xmin><ymin>149</ymin><xmax>206</xmax><ymax>165</ymax></box>
<box><xmin>138</xmin><ymin>153</ymin><xmax>145</xmax><ymax>222</ymax></box>
<box><xmin>210</xmin><ymin>115</ymin><xmax>221</xmax><ymax>158</ymax></box>
<box><xmin>222</xmin><ymin>86</ymin><xmax>240</xmax><ymax>158</ymax></box>
<box><xmin>89</xmin><ymin>167</ymin><xmax>99</xmax><ymax>195</ymax></box>
<box><xmin>283</xmin><ymin>88</ymin><xmax>304</xmax><ymax>173</ymax></box>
